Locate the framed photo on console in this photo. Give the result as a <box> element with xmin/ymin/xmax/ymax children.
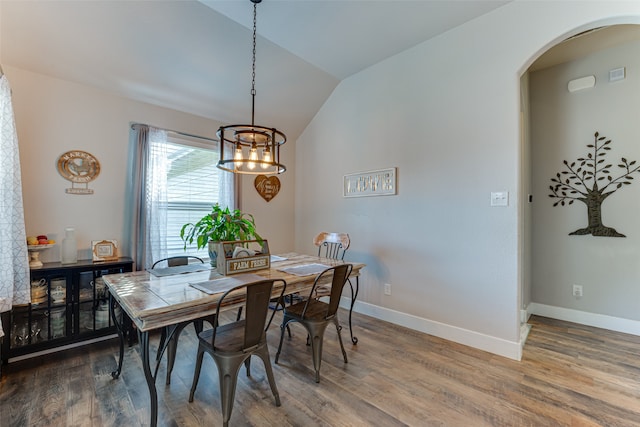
<box><xmin>92</xmin><ymin>239</ymin><xmax>118</xmax><ymax>262</ymax></box>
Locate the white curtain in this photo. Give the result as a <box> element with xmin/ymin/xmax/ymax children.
<box><xmin>0</xmin><ymin>73</ymin><xmax>30</xmax><ymax>338</ymax></box>
<box><xmin>146</xmin><ymin>129</ymin><xmax>169</xmax><ymax>267</ymax></box>
<box><xmin>219</xmin><ymin>142</ymin><xmax>236</xmax><ymax>209</ymax></box>
<box><xmin>128</xmin><ymin>125</ymin><xmax>168</xmax><ymax>271</ymax></box>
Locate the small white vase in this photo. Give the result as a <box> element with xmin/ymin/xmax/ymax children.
<box><xmin>61</xmin><ymin>227</ymin><xmax>77</xmax><ymax>264</ymax></box>
<box><xmin>207</xmin><ymin>241</ymin><xmax>219</xmax><ymax>267</ymax></box>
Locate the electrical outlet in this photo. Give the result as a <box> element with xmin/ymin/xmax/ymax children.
<box><xmin>384</xmin><ymin>283</ymin><xmax>391</xmax><ymax>296</ymax></box>
<box><xmin>572</xmin><ymin>284</ymin><xmax>583</xmax><ymax>297</ymax></box>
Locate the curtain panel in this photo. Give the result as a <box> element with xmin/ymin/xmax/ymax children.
<box><xmin>128</xmin><ymin>125</ymin><xmax>168</xmax><ymax>271</ymax></box>
<box><xmin>0</xmin><ymin>73</ymin><xmax>30</xmax><ymax>338</ymax></box>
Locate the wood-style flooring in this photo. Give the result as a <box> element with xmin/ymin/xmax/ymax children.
<box><xmin>2</xmin><ymin>312</ymin><xmax>640</xmax><ymax>426</ymax></box>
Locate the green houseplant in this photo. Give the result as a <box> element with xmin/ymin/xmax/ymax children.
<box><xmin>180</xmin><ymin>204</ymin><xmax>262</xmax><ymax>267</ymax></box>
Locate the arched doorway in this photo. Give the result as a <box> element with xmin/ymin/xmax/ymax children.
<box><xmin>522</xmin><ymin>24</ymin><xmax>640</xmax><ymax>337</ymax></box>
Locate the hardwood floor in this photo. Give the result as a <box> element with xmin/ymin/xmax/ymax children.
<box><xmin>2</xmin><ymin>313</ymin><xmax>640</xmax><ymax>426</ymax></box>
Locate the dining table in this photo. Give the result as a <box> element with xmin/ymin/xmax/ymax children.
<box><xmin>103</xmin><ymin>252</ymin><xmax>365</xmax><ymax>427</ymax></box>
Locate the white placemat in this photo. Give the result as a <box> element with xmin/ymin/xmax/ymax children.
<box><xmin>189</xmin><ymin>273</ymin><xmax>265</xmax><ymax>295</ymax></box>
<box><xmin>278</xmin><ymin>263</ymin><xmax>330</xmax><ymax>277</ymax></box>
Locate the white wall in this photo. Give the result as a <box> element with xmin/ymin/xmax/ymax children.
<box><xmin>7</xmin><ymin>67</ymin><xmax>294</xmax><ymax>263</ymax></box>
<box><xmin>295</xmin><ymin>1</ymin><xmax>640</xmax><ymax>359</ymax></box>
<box><xmin>239</xmin><ymin>144</ymin><xmax>296</xmax><ymax>255</ymax></box>
<box><xmin>530</xmin><ymin>40</ymin><xmax>640</xmax><ymax>321</ymax></box>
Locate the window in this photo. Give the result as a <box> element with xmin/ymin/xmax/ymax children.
<box><xmin>129</xmin><ymin>125</ymin><xmax>235</xmax><ymax>270</ymax></box>
<box><xmin>161</xmin><ymin>137</ymin><xmax>221</xmax><ymax>259</ymax></box>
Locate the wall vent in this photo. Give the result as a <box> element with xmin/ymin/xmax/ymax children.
<box><xmin>609</xmin><ymin>67</ymin><xmax>625</xmax><ymax>82</ymax></box>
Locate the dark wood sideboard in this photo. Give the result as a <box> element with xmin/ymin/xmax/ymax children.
<box><xmin>1</xmin><ymin>257</ymin><xmax>133</xmax><ymax>366</ymax></box>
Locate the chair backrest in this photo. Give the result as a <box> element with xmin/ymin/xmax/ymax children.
<box><xmin>152</xmin><ymin>256</ymin><xmax>204</xmax><ymax>269</ymax></box>
<box><xmin>303</xmin><ymin>264</ymin><xmax>352</xmax><ymax>319</ymax></box>
<box><xmin>313</xmin><ymin>232</ymin><xmax>350</xmax><ymax>260</ymax></box>
<box><xmin>212</xmin><ymin>278</ymin><xmax>286</xmax><ymax>351</ymax></box>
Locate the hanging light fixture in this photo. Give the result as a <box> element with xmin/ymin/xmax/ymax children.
<box><xmin>217</xmin><ymin>0</ymin><xmax>286</xmax><ymax>175</ymax></box>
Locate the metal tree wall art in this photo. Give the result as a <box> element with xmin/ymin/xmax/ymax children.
<box><xmin>549</xmin><ymin>131</ymin><xmax>640</xmax><ymax>237</ymax></box>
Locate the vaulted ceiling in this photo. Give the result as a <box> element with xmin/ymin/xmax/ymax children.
<box><xmin>1</xmin><ymin>0</ymin><xmax>513</xmax><ymax>139</ymax></box>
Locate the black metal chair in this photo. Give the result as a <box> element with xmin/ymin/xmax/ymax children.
<box><xmin>275</xmin><ymin>264</ymin><xmax>353</xmax><ymax>382</ymax></box>
<box><xmin>151</xmin><ymin>254</ymin><xmax>205</xmax><ymax>384</ymax></box>
<box><xmin>311</xmin><ymin>232</ymin><xmax>360</xmax><ymax>344</ymax></box>
<box><xmin>189</xmin><ymin>278</ymin><xmax>286</xmax><ymax>427</ymax></box>
<box><xmin>314</xmin><ymin>232</ymin><xmax>350</xmax><ymax>260</ymax></box>
<box><xmin>151</xmin><ymin>255</ymin><xmax>204</xmax><ymax>269</ymax></box>
<box><xmin>313</xmin><ymin>232</ymin><xmax>350</xmax><ymax>298</ymax></box>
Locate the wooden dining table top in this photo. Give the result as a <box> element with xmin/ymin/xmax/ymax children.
<box><xmin>102</xmin><ymin>252</ymin><xmax>364</xmax><ymax>332</ymax></box>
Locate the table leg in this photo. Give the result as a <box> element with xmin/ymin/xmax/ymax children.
<box><xmin>139</xmin><ymin>330</ymin><xmax>159</xmax><ymax>427</ymax></box>
<box><xmin>348</xmin><ymin>276</ymin><xmax>359</xmax><ymax>344</ymax></box>
<box><xmin>109</xmin><ymin>293</ymin><xmax>125</xmax><ymax>379</ymax></box>
<box><xmin>165</xmin><ymin>322</ymin><xmax>189</xmax><ymax>385</ymax></box>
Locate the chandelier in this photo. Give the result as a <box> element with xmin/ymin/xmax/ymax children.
<box><xmin>216</xmin><ymin>0</ymin><xmax>286</xmax><ymax>175</ymax></box>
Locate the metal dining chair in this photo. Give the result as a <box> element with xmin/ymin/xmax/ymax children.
<box><xmin>312</xmin><ymin>232</ymin><xmax>350</xmax><ymax>296</ymax></box>
<box><xmin>313</xmin><ymin>232</ymin><xmax>350</xmax><ymax>260</ymax></box>
<box><xmin>189</xmin><ymin>278</ymin><xmax>286</xmax><ymax>427</ymax></box>
<box><xmin>151</xmin><ymin>255</ymin><xmax>203</xmax><ymax>269</ymax></box>
<box><xmin>151</xmin><ymin>254</ymin><xmax>206</xmax><ymax>384</ymax></box>
<box><xmin>275</xmin><ymin>264</ymin><xmax>353</xmax><ymax>382</ymax></box>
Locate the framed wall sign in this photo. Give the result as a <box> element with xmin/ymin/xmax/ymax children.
<box><xmin>343</xmin><ymin>167</ymin><xmax>396</xmax><ymax>198</ymax></box>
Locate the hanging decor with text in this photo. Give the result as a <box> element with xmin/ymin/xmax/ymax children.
<box><xmin>343</xmin><ymin>167</ymin><xmax>396</xmax><ymax>198</ymax></box>
<box><xmin>254</xmin><ymin>175</ymin><xmax>281</xmax><ymax>202</ymax></box>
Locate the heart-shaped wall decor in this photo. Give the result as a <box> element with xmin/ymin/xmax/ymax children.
<box><xmin>254</xmin><ymin>175</ymin><xmax>281</xmax><ymax>202</ymax></box>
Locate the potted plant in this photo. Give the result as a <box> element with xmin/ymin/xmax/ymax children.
<box><xmin>180</xmin><ymin>204</ymin><xmax>262</xmax><ymax>267</ymax></box>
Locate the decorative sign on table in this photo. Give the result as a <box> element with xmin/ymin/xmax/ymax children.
<box><xmin>254</xmin><ymin>175</ymin><xmax>281</xmax><ymax>202</ymax></box>
<box><xmin>343</xmin><ymin>167</ymin><xmax>396</xmax><ymax>198</ymax></box>
<box><xmin>216</xmin><ymin>240</ymin><xmax>270</xmax><ymax>275</ymax></box>
<box><xmin>57</xmin><ymin>150</ymin><xmax>101</xmax><ymax>195</ymax></box>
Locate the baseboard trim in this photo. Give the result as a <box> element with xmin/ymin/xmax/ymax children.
<box><xmin>528</xmin><ymin>303</ymin><xmax>640</xmax><ymax>336</ymax></box>
<box><xmin>340</xmin><ymin>297</ymin><xmax>523</xmax><ymax>361</ymax></box>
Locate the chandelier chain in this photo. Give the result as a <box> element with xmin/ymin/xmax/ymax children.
<box><xmin>251</xmin><ymin>2</ymin><xmax>257</xmax><ymax>97</ymax></box>
<box><xmin>250</xmin><ymin>1</ymin><xmax>257</xmax><ymax>125</ymax></box>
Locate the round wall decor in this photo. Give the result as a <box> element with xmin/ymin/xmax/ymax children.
<box><xmin>57</xmin><ymin>150</ymin><xmax>101</xmax><ymax>194</ymax></box>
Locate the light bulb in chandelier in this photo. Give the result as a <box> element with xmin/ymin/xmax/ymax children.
<box><xmin>247</xmin><ymin>142</ymin><xmax>258</xmax><ymax>170</ymax></box>
<box><xmin>234</xmin><ymin>141</ymin><xmax>244</xmax><ymax>163</ymax></box>
<box><xmin>234</xmin><ymin>147</ymin><xmax>243</xmax><ymax>161</ymax></box>
<box><xmin>261</xmin><ymin>146</ymin><xmax>272</xmax><ymax>169</ymax></box>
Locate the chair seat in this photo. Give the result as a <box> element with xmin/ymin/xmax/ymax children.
<box><xmin>198</xmin><ymin>320</ymin><xmax>264</xmax><ymax>353</ymax></box>
<box><xmin>285</xmin><ymin>300</ymin><xmax>332</xmax><ymax>322</ymax></box>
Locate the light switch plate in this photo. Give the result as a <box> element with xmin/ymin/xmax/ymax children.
<box><xmin>491</xmin><ymin>191</ymin><xmax>509</xmax><ymax>207</ymax></box>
